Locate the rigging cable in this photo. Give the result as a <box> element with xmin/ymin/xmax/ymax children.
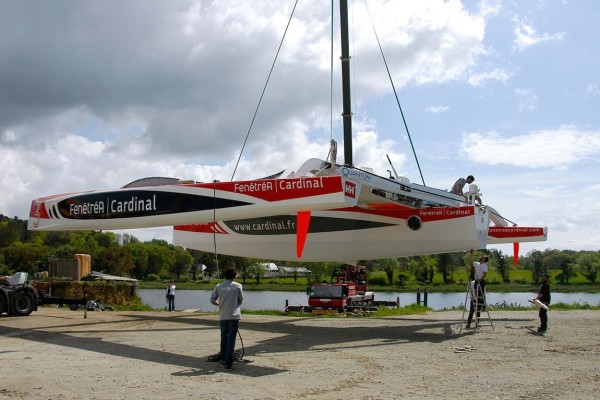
<box><xmin>350</xmin><ymin>0</ymin><xmax>357</xmax><ymax>165</ymax></box>
<box><xmin>363</xmin><ymin>0</ymin><xmax>426</xmax><ymax>186</ymax></box>
<box><xmin>212</xmin><ymin>180</ymin><xmax>220</xmax><ymax>281</ymax></box>
<box><xmin>231</xmin><ymin>0</ymin><xmax>300</xmax><ymax>181</ymax></box>
<box><xmin>330</xmin><ymin>0</ymin><xmax>334</xmax><ymax>143</ymax></box>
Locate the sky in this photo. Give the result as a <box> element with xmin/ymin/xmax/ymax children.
<box><xmin>1</xmin><ymin>0</ymin><xmax>599</xmax><ymax>257</ymax></box>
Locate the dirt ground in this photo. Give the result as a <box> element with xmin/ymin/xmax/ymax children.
<box><xmin>1</xmin><ymin>307</ymin><xmax>599</xmax><ymax>400</ymax></box>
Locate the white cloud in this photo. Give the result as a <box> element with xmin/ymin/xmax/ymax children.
<box><xmin>460</xmin><ymin>125</ymin><xmax>600</xmax><ymax>168</ymax></box>
<box><xmin>478</xmin><ymin>0</ymin><xmax>502</xmax><ymax>18</ymax></box>
<box><xmin>349</xmin><ymin>0</ymin><xmax>487</xmax><ymax>91</ymax></box>
<box><xmin>514</xmin><ymin>88</ymin><xmax>538</xmax><ymax>112</ymax></box>
<box><xmin>586</xmin><ymin>83</ymin><xmax>600</xmax><ymax>97</ymax></box>
<box><xmin>352</xmin><ymin>129</ymin><xmax>407</xmax><ymax>177</ymax></box>
<box><xmin>468</xmin><ymin>68</ymin><xmax>512</xmax><ymax>86</ymax></box>
<box><xmin>513</xmin><ymin>20</ymin><xmax>566</xmax><ymax>52</ymax></box>
<box><xmin>425</xmin><ymin>105</ymin><xmax>450</xmax><ymax>113</ymax></box>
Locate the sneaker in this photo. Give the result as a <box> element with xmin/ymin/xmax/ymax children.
<box><xmin>219</xmin><ymin>361</ymin><xmax>233</xmax><ymax>369</ymax></box>
<box><xmin>537</xmin><ymin>327</ymin><xmax>547</xmax><ymax>332</ymax></box>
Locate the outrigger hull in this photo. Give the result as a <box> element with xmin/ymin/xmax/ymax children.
<box><xmin>28</xmin><ymin>176</ymin><xmax>356</xmax><ymax>231</ymax></box>
<box><xmin>487</xmin><ymin>226</ymin><xmax>548</xmax><ymax>244</ymax></box>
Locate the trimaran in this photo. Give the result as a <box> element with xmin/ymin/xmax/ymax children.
<box><xmin>27</xmin><ymin>1</ymin><xmax>547</xmax><ymax>264</ymax></box>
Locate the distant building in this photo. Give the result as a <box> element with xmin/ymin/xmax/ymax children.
<box><xmin>260</xmin><ymin>262</ymin><xmax>280</xmax><ymax>278</ymax></box>
<box><xmin>278</xmin><ymin>266</ymin><xmax>312</xmax><ymax>277</ymax></box>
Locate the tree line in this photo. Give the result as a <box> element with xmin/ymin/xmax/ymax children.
<box><xmin>1</xmin><ymin>214</ymin><xmax>598</xmax><ymax>284</ymax></box>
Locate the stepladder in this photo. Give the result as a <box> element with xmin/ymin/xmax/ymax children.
<box><xmin>460</xmin><ymin>281</ymin><xmax>494</xmax><ymax>332</ymax></box>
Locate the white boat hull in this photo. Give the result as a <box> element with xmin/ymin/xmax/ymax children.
<box><xmin>28</xmin><ymin>176</ymin><xmax>354</xmax><ymax>231</ymax></box>
<box><xmin>173</xmin><ymin>206</ymin><xmax>489</xmax><ymax>261</ymax></box>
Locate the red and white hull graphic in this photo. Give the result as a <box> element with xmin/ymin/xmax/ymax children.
<box><xmin>28</xmin><ymin>176</ymin><xmax>355</xmax><ymax>231</ymax></box>
<box><xmin>173</xmin><ymin>206</ymin><xmax>489</xmax><ymax>262</ymax></box>
<box><xmin>487</xmin><ymin>226</ymin><xmax>548</xmax><ymax>244</ymax></box>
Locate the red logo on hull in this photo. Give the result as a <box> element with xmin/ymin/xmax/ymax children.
<box><xmin>345</xmin><ymin>182</ymin><xmax>356</xmax><ymax>198</ymax></box>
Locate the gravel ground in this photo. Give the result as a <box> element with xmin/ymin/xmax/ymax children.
<box><xmin>1</xmin><ymin>307</ymin><xmax>599</xmax><ymax>399</ymax></box>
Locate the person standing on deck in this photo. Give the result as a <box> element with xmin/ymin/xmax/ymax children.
<box><xmin>451</xmin><ymin>175</ymin><xmax>475</xmax><ymax>196</ymax></box>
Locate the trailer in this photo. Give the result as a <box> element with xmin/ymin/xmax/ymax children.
<box><xmin>286</xmin><ymin>265</ymin><xmax>398</xmax><ymax>314</ymax></box>
<box><xmin>0</xmin><ymin>272</ymin><xmax>88</xmax><ymax>316</ymax></box>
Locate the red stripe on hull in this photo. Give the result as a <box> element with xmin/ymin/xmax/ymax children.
<box><xmin>488</xmin><ymin>226</ymin><xmax>546</xmax><ymax>238</ymax></box>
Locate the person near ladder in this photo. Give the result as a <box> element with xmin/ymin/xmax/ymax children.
<box><xmin>535</xmin><ymin>273</ymin><xmax>551</xmax><ymax>332</ymax></box>
<box><xmin>466</xmin><ymin>252</ymin><xmax>488</xmax><ymax>329</ymax></box>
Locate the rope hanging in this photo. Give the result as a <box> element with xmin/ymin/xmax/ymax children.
<box><xmin>363</xmin><ymin>0</ymin><xmax>426</xmax><ymax>186</ymax></box>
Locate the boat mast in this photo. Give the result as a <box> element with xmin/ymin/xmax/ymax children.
<box><xmin>339</xmin><ymin>0</ymin><xmax>353</xmax><ymax>167</ymax></box>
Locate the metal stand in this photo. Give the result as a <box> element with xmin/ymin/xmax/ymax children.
<box><xmin>460</xmin><ymin>281</ymin><xmax>493</xmax><ymax>332</ymax></box>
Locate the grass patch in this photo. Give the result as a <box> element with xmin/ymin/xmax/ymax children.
<box><xmin>110</xmin><ymin>297</ymin><xmax>155</xmax><ymax>311</ymax></box>
<box><xmin>548</xmin><ymin>302</ymin><xmax>600</xmax><ymax>310</ymax></box>
<box><xmin>241</xmin><ymin>304</ymin><xmax>431</xmax><ymax>318</ymax></box>
<box><xmin>371</xmin><ymin>304</ymin><xmax>430</xmax><ymax>316</ymax></box>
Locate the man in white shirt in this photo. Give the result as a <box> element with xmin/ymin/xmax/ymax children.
<box><xmin>466</xmin><ymin>254</ymin><xmax>488</xmax><ymax>329</ymax></box>
<box><xmin>210</xmin><ymin>268</ymin><xmax>244</xmax><ymax>369</ymax></box>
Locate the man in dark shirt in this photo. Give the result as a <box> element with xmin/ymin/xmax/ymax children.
<box><xmin>536</xmin><ymin>273</ymin><xmax>551</xmax><ymax>332</ymax></box>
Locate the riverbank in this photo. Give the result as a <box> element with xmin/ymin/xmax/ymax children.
<box><xmin>137</xmin><ymin>288</ymin><xmax>600</xmax><ymax>312</ymax></box>
<box><xmin>1</xmin><ymin>308</ymin><xmax>598</xmax><ymax>399</ymax></box>
<box><xmin>139</xmin><ymin>280</ymin><xmax>600</xmax><ymax>293</ymax></box>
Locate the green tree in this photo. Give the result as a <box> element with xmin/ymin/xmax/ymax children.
<box><xmin>94</xmin><ymin>245</ymin><xmax>134</xmax><ymax>276</ymax></box>
<box><xmin>411</xmin><ymin>260</ymin><xmax>430</xmax><ymax>283</ymax></box>
<box><xmin>186</xmin><ymin>250</ymin><xmax>215</xmax><ymax>280</ymax></box>
<box><xmin>248</xmin><ymin>262</ymin><xmax>266</xmax><ymax>284</ymax></box>
<box><xmin>528</xmin><ymin>250</ymin><xmax>544</xmax><ymax>283</ymax></box>
<box><xmin>120</xmin><ymin>233</ymin><xmax>140</xmax><ymax>245</ymax></box>
<box><xmin>1</xmin><ymin>241</ymin><xmax>49</xmax><ymax>275</ymax></box>
<box><xmin>301</xmin><ymin>261</ymin><xmax>328</xmax><ymax>283</ymax></box>
<box><xmin>172</xmin><ymin>246</ymin><xmax>193</xmax><ymax>280</ymax></box>
<box><xmin>550</xmin><ymin>251</ymin><xmax>574</xmax><ymax>284</ymax></box>
<box><xmin>435</xmin><ymin>253</ymin><xmax>456</xmax><ymax>283</ymax></box>
<box><xmin>145</xmin><ymin>240</ymin><xmax>176</xmax><ymax>278</ymax></box>
<box><xmin>91</xmin><ymin>231</ymin><xmax>119</xmax><ymax>248</ymax></box>
<box><xmin>289</xmin><ymin>263</ymin><xmax>301</xmax><ymax>283</ymax></box>
<box><xmin>0</xmin><ymin>215</ymin><xmax>28</xmax><ymax>247</ymax></box>
<box><xmin>125</xmin><ymin>241</ymin><xmax>149</xmax><ymax>279</ymax></box>
<box><xmin>490</xmin><ymin>249</ymin><xmax>509</xmax><ymax>283</ymax></box>
<box><xmin>576</xmin><ymin>252</ymin><xmax>599</xmax><ymax>283</ymax></box>
<box><xmin>0</xmin><ymin>219</ymin><xmax>20</xmax><ymax>247</ymax></box>
<box><xmin>424</xmin><ymin>256</ymin><xmax>437</xmax><ymax>283</ymax></box>
<box><xmin>380</xmin><ymin>258</ymin><xmax>399</xmax><ymax>285</ymax></box>
<box><xmin>43</xmin><ymin>231</ymin><xmax>72</xmax><ymax>247</ymax></box>
<box><xmin>235</xmin><ymin>257</ymin><xmax>256</xmax><ymax>284</ymax></box>
<box><xmin>68</xmin><ymin>231</ymin><xmax>102</xmax><ymax>260</ymax></box>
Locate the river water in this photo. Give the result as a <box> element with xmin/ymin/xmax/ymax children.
<box><xmin>138</xmin><ymin>289</ymin><xmax>600</xmax><ymax>311</ymax></box>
